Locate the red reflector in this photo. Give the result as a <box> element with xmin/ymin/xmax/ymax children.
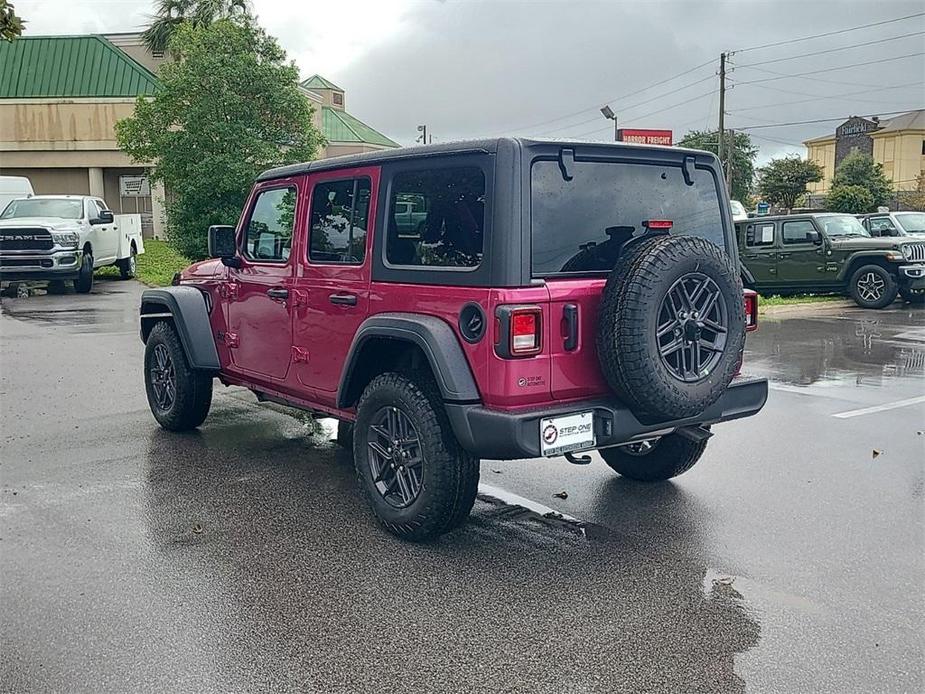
<box><xmin>645</xmin><ymin>219</ymin><xmax>673</xmax><ymax>229</ymax></box>
<box><xmin>511</xmin><ymin>310</ymin><xmax>540</xmax><ymax>354</ymax></box>
<box><xmin>744</xmin><ymin>290</ymin><xmax>758</xmax><ymax>332</ymax></box>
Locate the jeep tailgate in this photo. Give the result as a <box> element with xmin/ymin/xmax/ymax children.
<box><xmin>545</xmin><ymin>278</ymin><xmax>611</xmax><ymax>401</ymax></box>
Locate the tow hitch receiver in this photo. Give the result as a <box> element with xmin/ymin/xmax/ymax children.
<box><xmin>675</xmin><ymin>425</ymin><xmax>713</xmax><ymax>443</ymax></box>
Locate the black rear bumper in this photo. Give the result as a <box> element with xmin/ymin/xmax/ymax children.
<box><xmin>445</xmin><ymin>376</ymin><xmax>769</xmax><ymax>460</ymax></box>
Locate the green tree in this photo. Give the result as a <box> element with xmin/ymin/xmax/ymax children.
<box><xmin>830</xmin><ymin>150</ymin><xmax>892</xmax><ymax>207</ymax></box>
<box><xmin>117</xmin><ymin>20</ymin><xmax>323</xmax><ymax>259</ymax></box>
<box><xmin>0</xmin><ymin>1</ymin><xmax>25</xmax><ymax>41</ymax></box>
<box><xmin>824</xmin><ymin>185</ymin><xmax>875</xmax><ymax>214</ymax></box>
<box><xmin>755</xmin><ymin>156</ymin><xmax>823</xmax><ymax>211</ymax></box>
<box><xmin>678</xmin><ymin>129</ymin><xmax>758</xmax><ymax>202</ymax></box>
<box><xmin>142</xmin><ymin>0</ymin><xmax>250</xmax><ymax>54</ymax></box>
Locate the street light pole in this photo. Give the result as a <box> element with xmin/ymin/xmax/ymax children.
<box><xmin>600</xmin><ymin>105</ymin><xmax>618</xmax><ymax>142</ymax></box>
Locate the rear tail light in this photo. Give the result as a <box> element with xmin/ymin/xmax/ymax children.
<box><xmin>744</xmin><ymin>290</ymin><xmax>758</xmax><ymax>332</ymax></box>
<box><xmin>511</xmin><ymin>309</ymin><xmax>541</xmax><ymax>355</ymax></box>
<box><xmin>495</xmin><ymin>305</ymin><xmax>543</xmax><ymax>358</ymax></box>
<box><xmin>644</xmin><ymin>219</ymin><xmax>673</xmax><ymax>230</ymax></box>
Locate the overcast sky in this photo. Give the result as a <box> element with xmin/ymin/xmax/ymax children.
<box><xmin>18</xmin><ymin>0</ymin><xmax>925</xmax><ymax>164</ymax></box>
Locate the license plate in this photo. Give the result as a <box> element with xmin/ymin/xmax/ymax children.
<box><xmin>540</xmin><ymin>412</ymin><xmax>595</xmax><ymax>457</ymax></box>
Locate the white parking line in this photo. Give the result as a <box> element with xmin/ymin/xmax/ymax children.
<box><xmin>477</xmin><ymin>483</ymin><xmax>583</xmax><ymax>523</ymax></box>
<box><xmin>832</xmin><ymin>395</ymin><xmax>925</xmax><ymax>419</ymax></box>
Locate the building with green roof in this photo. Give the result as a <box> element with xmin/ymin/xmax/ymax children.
<box><xmin>0</xmin><ymin>36</ymin><xmax>399</xmax><ymax>237</ymax></box>
<box><xmin>299</xmin><ymin>74</ymin><xmax>399</xmax><ymax>158</ymax></box>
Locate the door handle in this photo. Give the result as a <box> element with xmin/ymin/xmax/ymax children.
<box><xmin>329</xmin><ymin>293</ymin><xmax>357</xmax><ymax>306</ymax></box>
<box><xmin>778</xmin><ymin>253</ymin><xmax>791</xmax><ymax>258</ymax></box>
<box><xmin>267</xmin><ymin>287</ymin><xmax>289</xmax><ymax>301</ymax></box>
<box><xmin>563</xmin><ymin>303</ymin><xmax>578</xmax><ymax>351</ymax></box>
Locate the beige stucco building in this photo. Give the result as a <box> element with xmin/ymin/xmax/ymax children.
<box><xmin>0</xmin><ymin>34</ymin><xmax>397</xmax><ymax>236</ymax></box>
<box><xmin>804</xmin><ymin>110</ymin><xmax>925</xmax><ymax>196</ymax></box>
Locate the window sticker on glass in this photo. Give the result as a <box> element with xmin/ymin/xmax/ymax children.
<box><xmin>759</xmin><ymin>224</ymin><xmax>774</xmax><ymax>244</ymax></box>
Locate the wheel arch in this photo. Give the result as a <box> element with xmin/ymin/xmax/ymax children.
<box><xmin>337</xmin><ymin>313</ymin><xmax>481</xmax><ymax>409</ymax></box>
<box><xmin>140</xmin><ymin>287</ymin><xmax>220</xmax><ymax>371</ymax></box>
<box><xmin>840</xmin><ymin>253</ymin><xmax>897</xmax><ymax>283</ymax></box>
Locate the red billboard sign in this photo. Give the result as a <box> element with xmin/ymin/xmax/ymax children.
<box><xmin>617</xmin><ymin>129</ymin><xmax>673</xmax><ymax>146</ymax></box>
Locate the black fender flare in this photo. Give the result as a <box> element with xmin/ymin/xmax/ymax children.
<box><xmin>139</xmin><ymin>287</ymin><xmax>220</xmax><ymax>371</ymax></box>
<box><xmin>337</xmin><ymin>313</ymin><xmax>481</xmax><ymax>408</ymax></box>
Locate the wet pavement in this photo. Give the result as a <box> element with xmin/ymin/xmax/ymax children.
<box><xmin>1</xmin><ymin>280</ymin><xmax>923</xmax><ymax>693</ymax></box>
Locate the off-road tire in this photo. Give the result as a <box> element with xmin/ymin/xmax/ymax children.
<box><xmin>596</xmin><ymin>235</ymin><xmax>746</xmax><ymax>420</ymax></box>
<box><xmin>74</xmin><ymin>252</ymin><xmax>93</xmax><ymax>294</ymax></box>
<box><xmin>353</xmin><ymin>372</ymin><xmax>479</xmax><ymax>541</ymax></box>
<box><xmin>119</xmin><ymin>246</ymin><xmax>137</xmax><ymax>280</ymax></box>
<box><xmin>848</xmin><ymin>264</ymin><xmax>898</xmax><ymax>309</ymax></box>
<box><xmin>144</xmin><ymin>321</ymin><xmax>213</xmax><ymax>431</ymax></box>
<box><xmin>899</xmin><ymin>288</ymin><xmax>925</xmax><ymax>305</ymax></box>
<box><xmin>600</xmin><ymin>434</ymin><xmax>708</xmax><ymax>482</ymax></box>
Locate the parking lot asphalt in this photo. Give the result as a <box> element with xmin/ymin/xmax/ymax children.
<box><xmin>1</xmin><ymin>279</ymin><xmax>923</xmax><ymax>693</ymax></box>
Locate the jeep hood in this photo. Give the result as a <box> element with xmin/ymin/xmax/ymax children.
<box><xmin>0</xmin><ymin>217</ymin><xmax>82</xmax><ymax>231</ymax></box>
<box><xmin>828</xmin><ymin>236</ymin><xmax>912</xmax><ymax>251</ymax></box>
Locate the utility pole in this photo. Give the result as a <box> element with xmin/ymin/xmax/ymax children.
<box><xmin>718</xmin><ymin>52</ymin><xmax>726</xmax><ymax>186</ymax></box>
<box><xmin>726</xmin><ymin>128</ymin><xmax>734</xmax><ymax>192</ymax></box>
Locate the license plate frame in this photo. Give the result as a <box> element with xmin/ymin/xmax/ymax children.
<box><xmin>540</xmin><ymin>411</ymin><xmax>595</xmax><ymax>457</ymax></box>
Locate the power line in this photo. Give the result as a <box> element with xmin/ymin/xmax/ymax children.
<box><xmin>737</xmin><ymin>30</ymin><xmax>925</xmax><ymax>67</ymax></box>
<box><xmin>737</xmin><ymin>109</ymin><xmax>921</xmax><ymax>130</ymax></box>
<box><xmin>728</xmin><ymin>81</ymin><xmax>922</xmax><ymax>114</ymax></box>
<box><xmin>533</xmin><ymin>74</ymin><xmax>714</xmax><ymax>137</ymax></box>
<box><xmin>502</xmin><ymin>58</ymin><xmax>715</xmax><ymax>134</ymax></box>
<box><xmin>736</xmin><ymin>51</ymin><xmax>925</xmax><ymax>86</ymax></box>
<box><xmin>735</xmin><ymin>11</ymin><xmax>925</xmax><ymax>53</ymax></box>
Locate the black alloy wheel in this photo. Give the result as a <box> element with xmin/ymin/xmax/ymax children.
<box><xmin>149</xmin><ymin>343</ymin><xmax>176</xmax><ymax>413</ymax></box>
<box><xmin>657</xmin><ymin>272</ymin><xmax>728</xmax><ymax>382</ymax></box>
<box><xmin>366</xmin><ymin>405</ymin><xmax>424</xmax><ymax>508</ymax></box>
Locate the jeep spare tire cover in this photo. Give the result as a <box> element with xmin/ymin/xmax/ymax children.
<box><xmin>596</xmin><ymin>234</ymin><xmax>746</xmax><ymax>420</ymax></box>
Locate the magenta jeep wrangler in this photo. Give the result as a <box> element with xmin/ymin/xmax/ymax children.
<box><xmin>140</xmin><ymin>139</ymin><xmax>767</xmax><ymax>540</ymax></box>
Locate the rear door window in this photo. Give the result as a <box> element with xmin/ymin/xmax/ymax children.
<box><xmin>309</xmin><ymin>178</ymin><xmax>371</xmax><ymax>264</ymax></box>
<box><xmin>745</xmin><ymin>222</ymin><xmax>776</xmax><ymax>247</ymax></box>
<box><xmin>530</xmin><ymin>160</ymin><xmax>726</xmax><ymax>275</ymax></box>
<box><xmin>385</xmin><ymin>166</ymin><xmax>485</xmax><ymax>268</ymax></box>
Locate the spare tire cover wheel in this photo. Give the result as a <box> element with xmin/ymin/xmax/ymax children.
<box><xmin>596</xmin><ymin>235</ymin><xmax>745</xmax><ymax>420</ymax></box>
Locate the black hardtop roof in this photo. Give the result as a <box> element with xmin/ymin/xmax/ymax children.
<box><xmin>257</xmin><ymin>137</ymin><xmax>713</xmax><ymax>182</ymax></box>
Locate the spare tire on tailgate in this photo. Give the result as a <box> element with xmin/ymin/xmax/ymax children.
<box><xmin>596</xmin><ymin>234</ymin><xmax>745</xmax><ymax>420</ymax></box>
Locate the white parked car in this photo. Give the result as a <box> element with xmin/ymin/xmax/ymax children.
<box><xmin>729</xmin><ymin>199</ymin><xmax>749</xmax><ymax>222</ymax></box>
<box><xmin>0</xmin><ymin>175</ymin><xmax>34</xmax><ymax>214</ymax></box>
<box><xmin>0</xmin><ymin>195</ymin><xmax>145</xmax><ymax>293</ymax></box>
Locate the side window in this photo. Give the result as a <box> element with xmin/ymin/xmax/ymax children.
<box><xmin>869</xmin><ymin>217</ymin><xmax>896</xmax><ymax>236</ymax></box>
<box><xmin>782</xmin><ymin>220</ymin><xmax>817</xmax><ymax>245</ymax></box>
<box><xmin>95</xmin><ymin>198</ymin><xmax>108</xmax><ymax>213</ymax></box>
<box><xmin>243</xmin><ymin>187</ymin><xmax>296</xmax><ymax>262</ymax></box>
<box><xmin>309</xmin><ymin>178</ymin><xmax>371</xmax><ymax>264</ymax></box>
<box><xmin>85</xmin><ymin>199</ymin><xmax>100</xmax><ymax>220</ymax></box>
<box><xmin>745</xmin><ymin>222</ymin><xmax>775</xmax><ymax>247</ymax></box>
<box><xmin>386</xmin><ymin>166</ymin><xmax>485</xmax><ymax>268</ymax></box>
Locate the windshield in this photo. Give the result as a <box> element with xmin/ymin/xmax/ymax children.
<box><xmin>531</xmin><ymin>159</ymin><xmax>726</xmax><ymax>275</ymax></box>
<box><xmin>0</xmin><ymin>198</ymin><xmax>83</xmax><ymax>220</ymax></box>
<box><xmin>819</xmin><ymin>215</ymin><xmax>869</xmax><ymax>237</ymax></box>
<box><xmin>895</xmin><ymin>213</ymin><xmax>925</xmax><ymax>234</ymax></box>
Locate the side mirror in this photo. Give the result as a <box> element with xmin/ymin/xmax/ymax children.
<box><xmin>808</xmin><ymin>230</ymin><xmax>823</xmax><ymax>245</ymax></box>
<box><xmin>91</xmin><ymin>210</ymin><xmax>114</xmax><ymax>225</ymax></box>
<box><xmin>208</xmin><ymin>225</ymin><xmax>237</xmax><ymax>259</ymax></box>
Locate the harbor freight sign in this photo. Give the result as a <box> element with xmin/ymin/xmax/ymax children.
<box><xmin>617</xmin><ymin>129</ymin><xmax>673</xmax><ymax>145</ymax></box>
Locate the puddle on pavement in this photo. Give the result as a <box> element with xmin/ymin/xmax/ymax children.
<box><xmin>745</xmin><ymin>307</ymin><xmax>925</xmax><ymax>390</ymax></box>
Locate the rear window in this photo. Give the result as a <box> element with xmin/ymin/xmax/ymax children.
<box><xmin>531</xmin><ymin>160</ymin><xmax>726</xmax><ymax>275</ymax></box>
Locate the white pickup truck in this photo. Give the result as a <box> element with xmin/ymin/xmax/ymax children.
<box><xmin>0</xmin><ymin>195</ymin><xmax>144</xmax><ymax>293</ymax></box>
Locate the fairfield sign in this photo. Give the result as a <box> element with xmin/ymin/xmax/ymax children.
<box><xmin>617</xmin><ymin>129</ymin><xmax>673</xmax><ymax>146</ymax></box>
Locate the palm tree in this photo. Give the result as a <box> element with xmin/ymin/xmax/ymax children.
<box><xmin>142</xmin><ymin>0</ymin><xmax>250</xmax><ymax>54</ymax></box>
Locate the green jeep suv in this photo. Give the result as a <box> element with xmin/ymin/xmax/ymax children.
<box><xmin>736</xmin><ymin>213</ymin><xmax>925</xmax><ymax>309</ymax></box>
